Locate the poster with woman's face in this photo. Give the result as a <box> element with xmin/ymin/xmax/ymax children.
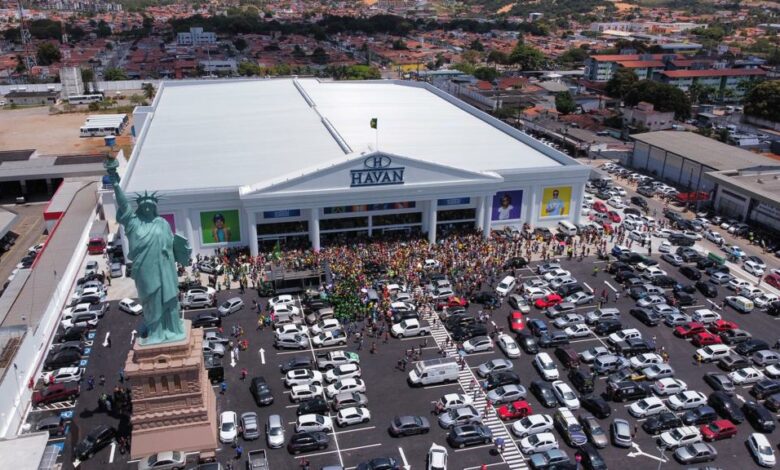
<box><xmin>200</xmin><ymin>210</ymin><xmax>241</xmax><ymax>244</ymax></box>
<box><xmin>492</xmin><ymin>190</ymin><xmax>523</xmax><ymax>221</ymax></box>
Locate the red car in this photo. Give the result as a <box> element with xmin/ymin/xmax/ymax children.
<box><xmin>592</xmin><ymin>201</ymin><xmax>608</xmax><ymax>213</ymax></box>
<box><xmin>32</xmin><ymin>383</ymin><xmax>80</xmax><ymax>406</ymax></box>
<box><xmin>508</xmin><ymin>311</ymin><xmax>525</xmax><ymax>333</ymax></box>
<box><xmin>701</xmin><ymin>419</ymin><xmax>737</xmax><ymax>441</ymax></box>
<box><xmin>691</xmin><ymin>331</ymin><xmax>723</xmax><ymax>347</ymax></box>
<box><xmin>765</xmin><ymin>273</ymin><xmax>780</xmax><ymax>289</ymax></box>
<box><xmin>673</xmin><ymin>322</ymin><xmax>706</xmax><ymax>339</ymax></box>
<box><xmin>436</xmin><ymin>296</ymin><xmax>469</xmax><ymax>311</ymax></box>
<box><xmin>534</xmin><ymin>293</ymin><xmax>563</xmax><ymax>309</ymax></box>
<box><xmin>607</xmin><ymin>211</ymin><xmax>622</xmax><ymax>223</ymax></box>
<box><xmin>708</xmin><ymin>319</ymin><xmax>738</xmax><ymax>334</ymax></box>
<box><xmin>497</xmin><ymin>400</ymin><xmax>533</xmax><ymax>421</ymax></box>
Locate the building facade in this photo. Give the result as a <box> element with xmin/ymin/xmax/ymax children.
<box><xmin>112</xmin><ymin>79</ymin><xmax>590</xmax><ymax>257</ymax></box>
<box><xmin>177</xmin><ymin>27</ymin><xmax>217</xmax><ymax>46</ymax></box>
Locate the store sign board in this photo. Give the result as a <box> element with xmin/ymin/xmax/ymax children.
<box><xmin>350</xmin><ymin>155</ymin><xmax>405</xmax><ymax>187</ymax></box>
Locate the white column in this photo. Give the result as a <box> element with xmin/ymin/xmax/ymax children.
<box><xmin>246</xmin><ymin>210</ymin><xmax>258</xmax><ymax>257</ymax></box>
<box><xmin>474</xmin><ymin>196</ymin><xmax>485</xmax><ymax>231</ymax></box>
<box><xmin>309</xmin><ymin>208</ymin><xmax>320</xmax><ymax>252</ymax></box>
<box><xmin>427</xmin><ymin>199</ymin><xmax>438</xmax><ymax>244</ymax></box>
<box><xmin>481</xmin><ymin>195</ymin><xmax>492</xmax><ymax>240</ymax></box>
<box><xmin>184</xmin><ymin>212</ymin><xmax>196</xmax><ymax>255</ymax></box>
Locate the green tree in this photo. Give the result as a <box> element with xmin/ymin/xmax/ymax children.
<box><xmin>14</xmin><ymin>54</ymin><xmax>26</xmax><ymax>74</ymax></box>
<box><xmin>103</xmin><ymin>67</ymin><xmax>128</xmax><ymax>81</ymax></box>
<box><xmin>36</xmin><ymin>42</ymin><xmax>61</xmax><ymax>66</ymax></box>
<box><xmin>473</xmin><ymin>67</ymin><xmax>499</xmax><ymax>82</ymax></box>
<box><xmin>509</xmin><ymin>42</ymin><xmax>545</xmax><ymax>70</ymax></box>
<box><xmin>96</xmin><ymin>20</ymin><xmax>112</xmax><ymax>38</ymax></box>
<box><xmin>129</xmin><ymin>94</ymin><xmax>145</xmax><ymax>105</ymax></box>
<box><xmin>461</xmin><ymin>49</ymin><xmax>480</xmax><ymax>65</ymax></box>
<box><xmin>142</xmin><ymin>82</ymin><xmax>156</xmax><ymax>100</ymax></box>
<box><xmin>555</xmin><ymin>91</ymin><xmax>577</xmax><ymax>114</ymax></box>
<box><xmin>744</xmin><ymin>80</ymin><xmax>780</xmax><ymax>122</ymax></box>
<box><xmin>81</xmin><ymin>67</ymin><xmax>94</xmax><ymax>84</ymax></box>
<box><xmin>688</xmin><ymin>83</ymin><xmax>717</xmax><ymax>105</ymax></box>
<box><xmin>469</xmin><ymin>39</ymin><xmax>484</xmax><ymax>51</ymax></box>
<box><xmin>623</xmin><ymin>80</ymin><xmax>691</xmax><ymax>120</ymax></box>
<box><xmin>605</xmin><ymin>68</ymin><xmax>638</xmax><ymax>100</ymax></box>
<box><xmin>391</xmin><ymin>39</ymin><xmax>407</xmax><ymax>50</ymax></box>
<box><xmin>233</xmin><ymin>37</ymin><xmax>248</xmax><ymax>51</ymax></box>
<box><xmin>237</xmin><ymin>61</ymin><xmax>261</xmax><ymax>76</ymax></box>
<box><xmin>558</xmin><ymin>47</ymin><xmax>588</xmax><ymax>66</ymax></box>
<box><xmin>311</xmin><ymin>47</ymin><xmax>329</xmax><ymax>65</ymax></box>
<box><xmin>486</xmin><ymin>50</ymin><xmax>509</xmax><ymax>65</ymax></box>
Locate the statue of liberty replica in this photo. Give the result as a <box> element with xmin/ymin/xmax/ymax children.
<box><xmin>105</xmin><ymin>156</ymin><xmax>189</xmax><ymax>344</ymax></box>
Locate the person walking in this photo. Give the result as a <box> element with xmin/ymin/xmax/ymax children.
<box><xmin>220</xmin><ymin>381</ymin><xmax>227</xmax><ymax>394</ymax></box>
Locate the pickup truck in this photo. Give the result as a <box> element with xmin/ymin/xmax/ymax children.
<box><xmin>390</xmin><ymin>318</ymin><xmax>431</xmax><ymax>338</ymax></box>
<box><xmin>246</xmin><ymin>449</ymin><xmax>268</xmax><ymax>470</ymax></box>
<box><xmin>316</xmin><ymin>350</ymin><xmax>360</xmax><ymax>370</ymax></box>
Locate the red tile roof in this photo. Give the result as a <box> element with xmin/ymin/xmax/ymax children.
<box><xmin>591</xmin><ymin>53</ymin><xmax>672</xmax><ymax>62</ymax></box>
<box><xmin>616</xmin><ymin>60</ymin><xmax>665</xmax><ymax>68</ymax></box>
<box><xmin>661</xmin><ymin>68</ymin><xmax>767</xmax><ymax>78</ymax></box>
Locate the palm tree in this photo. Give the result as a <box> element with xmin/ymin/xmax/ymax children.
<box><xmin>142</xmin><ymin>83</ymin><xmax>155</xmax><ymax>100</ymax></box>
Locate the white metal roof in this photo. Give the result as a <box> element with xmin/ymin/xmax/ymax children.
<box><xmin>125</xmin><ymin>78</ymin><xmax>566</xmax><ymax>193</ymax></box>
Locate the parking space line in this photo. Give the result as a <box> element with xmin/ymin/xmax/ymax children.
<box><xmin>419</xmin><ymin>382</ymin><xmax>462</xmax><ymax>390</ymax></box>
<box><xmin>292</xmin><ymin>442</ymin><xmax>382</xmax><ymax>459</ymax></box>
<box><xmin>604</xmin><ymin>281</ymin><xmax>617</xmax><ymax>292</ymax></box>
<box><xmin>332</xmin><ymin>425</ymin><xmax>375</xmax><ymax>435</ymax></box>
<box><xmin>454</xmin><ymin>443</ymin><xmax>495</xmax><ymax>453</ymax></box>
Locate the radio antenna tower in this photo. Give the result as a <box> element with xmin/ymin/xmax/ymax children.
<box><xmin>18</xmin><ymin>0</ymin><xmax>36</xmax><ymax>82</ymax></box>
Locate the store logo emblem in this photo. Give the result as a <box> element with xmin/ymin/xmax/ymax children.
<box><xmin>351</xmin><ymin>155</ymin><xmax>405</xmax><ymax>187</ymax></box>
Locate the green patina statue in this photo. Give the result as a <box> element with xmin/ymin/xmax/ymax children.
<box><xmin>105</xmin><ymin>157</ymin><xmax>190</xmax><ymax>345</ymax></box>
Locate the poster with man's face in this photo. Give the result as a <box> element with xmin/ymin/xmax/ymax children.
<box><xmin>541</xmin><ymin>186</ymin><xmax>572</xmax><ymax>217</ymax></box>
<box><xmin>200</xmin><ymin>210</ymin><xmax>241</xmax><ymax>244</ymax></box>
<box><xmin>492</xmin><ymin>190</ymin><xmax>523</xmax><ymax>221</ymax></box>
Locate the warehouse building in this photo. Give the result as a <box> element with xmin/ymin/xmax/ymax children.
<box><xmin>112</xmin><ymin>79</ymin><xmax>590</xmax><ymax>256</ymax></box>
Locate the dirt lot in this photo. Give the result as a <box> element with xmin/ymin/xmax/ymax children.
<box><xmin>0</xmin><ymin>106</ymin><xmax>133</xmax><ymax>156</ymax></box>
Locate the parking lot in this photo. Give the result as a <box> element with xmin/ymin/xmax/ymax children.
<box><xmin>26</xmin><ymin>160</ymin><xmax>780</xmax><ymax>470</ymax></box>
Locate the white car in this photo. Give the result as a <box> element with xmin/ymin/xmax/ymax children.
<box><xmin>543</xmin><ymin>269</ymin><xmax>571</xmax><ymax>282</ymax></box>
<box><xmin>310</xmin><ymin>318</ymin><xmax>342</xmax><ymax>336</ymax></box>
<box><xmin>325</xmin><ymin>378</ymin><xmax>366</xmax><ymax>398</ymax></box>
<box><xmin>564</xmin><ymin>291</ymin><xmax>594</xmax><ymax>305</ymax></box>
<box><xmin>285</xmin><ymin>369</ymin><xmax>323</xmax><ymax>387</ymax></box>
<box><xmin>335</xmin><ymin>406</ymin><xmax>371</xmax><ymax>427</ymax></box>
<box><xmin>41</xmin><ymin>367</ymin><xmax>82</xmax><ymax>385</ymax></box>
<box><xmin>273</xmin><ymin>303</ymin><xmax>301</xmax><ymax>316</ymax></box>
<box><xmin>629</xmin><ymin>230</ymin><xmax>651</xmax><ymax>243</ymax></box>
<box><xmin>519</xmin><ymin>432</ymin><xmax>559</xmax><ymax>455</ymax></box>
<box><xmin>658</xmin><ymin>241</ymin><xmax>672</xmax><ymax>253</ymax></box>
<box><xmin>219</xmin><ymin>411</ymin><xmax>238</xmax><ymax>444</ymax></box>
<box><xmin>654</xmin><ymin>228</ymin><xmax>675</xmax><ymax>238</ymax></box>
<box><xmin>637</xmin><ymin>295</ymin><xmax>665</xmax><ymax>308</ymax></box>
<box><xmin>629</xmin><ymin>397</ymin><xmax>668</xmax><ymax>418</ymax></box>
<box><xmin>324</xmin><ymin>363</ymin><xmax>361</xmax><ymax>383</ymax></box>
<box><xmin>525</xmin><ymin>287</ymin><xmax>553</xmax><ymax>301</ymax></box>
<box><xmin>658</xmin><ymin>426</ymin><xmax>702</xmax><ymax>450</ymax></box>
<box><xmin>312</xmin><ymin>330</ymin><xmax>348</xmax><ymax>347</ymax></box>
<box><xmin>564</xmin><ymin>323</ymin><xmax>590</xmax><ymax>338</ymax></box>
<box><xmin>651</xmin><ymin>378</ymin><xmax>687</xmax><ymax>396</ymax></box>
<box><xmin>118</xmin><ymin>298</ymin><xmax>142</xmax><ymax>315</ymax></box>
<box><xmin>534</xmin><ymin>353</ymin><xmax>559</xmax><ymax>381</ymax></box>
<box><xmin>728</xmin><ymin>279</ymin><xmax>753</xmax><ymax>291</ymax></box>
<box><xmin>551</xmin><ymin>381</ymin><xmax>579</xmax><ymax>409</ymax></box>
<box><xmin>728</xmin><ymin>367</ymin><xmax>765</xmax><ymax>385</ymax></box>
<box><xmin>607</xmin><ymin>198</ymin><xmax>626</xmax><ymax>209</ymax></box>
<box><xmin>630</xmin><ymin>353</ymin><xmax>664</xmax><ymax>370</ymax></box>
<box><xmin>695</xmin><ymin>344</ymin><xmax>731</xmax><ymax>363</ymax></box>
<box><xmin>667</xmin><ymin>391</ymin><xmax>707</xmax><ymax>411</ymax></box>
<box><xmin>295</xmin><ymin>414</ymin><xmax>333</xmax><ymax>433</ymax></box>
<box><xmin>463</xmin><ymin>336</ymin><xmax>493</xmax><ymax>353</ymax></box>
<box><xmin>744</xmin><ymin>261</ymin><xmax>765</xmax><ymax>276</ymax></box>
<box><xmin>512</xmin><ymin>414</ymin><xmax>554</xmax><ymax>438</ymax></box>
<box><xmin>755</xmin><ymin>293</ymin><xmax>779</xmax><ymax>308</ymax></box>
<box><xmin>437</xmin><ymin>393</ymin><xmax>474</xmax><ymax>412</ymax></box>
<box><xmin>748</xmin><ymin>433</ymin><xmax>776</xmax><ymax>468</ymax></box>
<box><xmin>705</xmin><ymin>230</ymin><xmax>724</xmax><ymax>244</ymax></box>
<box><xmin>497</xmin><ymin>334</ymin><xmax>521</xmax><ymax>358</ymax></box>
<box><xmin>553</xmin><ymin>313</ymin><xmax>584</xmax><ymax>329</ymax></box>
<box><xmin>275</xmin><ymin>323</ymin><xmax>309</xmax><ymax>339</ymax></box>
<box><xmin>428</xmin><ymin>443</ymin><xmax>448</xmax><ymax>470</ymax></box>
<box><xmin>290</xmin><ymin>384</ymin><xmax>324</xmax><ymax>402</ymax></box>
<box><xmin>269</xmin><ymin>295</ymin><xmax>295</xmax><ymax>308</ymax></box>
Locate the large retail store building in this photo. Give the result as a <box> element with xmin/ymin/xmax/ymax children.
<box><xmin>116</xmin><ymin>78</ymin><xmax>590</xmax><ymax>256</ymax></box>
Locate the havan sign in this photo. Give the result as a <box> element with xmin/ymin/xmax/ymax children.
<box><xmin>350</xmin><ymin>155</ymin><xmax>405</xmax><ymax>187</ymax></box>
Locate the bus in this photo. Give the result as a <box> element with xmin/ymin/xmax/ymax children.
<box><xmin>67</xmin><ymin>94</ymin><xmax>104</xmax><ymax>105</ymax></box>
<box><xmin>80</xmin><ymin>124</ymin><xmax>122</xmax><ymax>137</ymax></box>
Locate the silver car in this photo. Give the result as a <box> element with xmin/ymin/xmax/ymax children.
<box><xmin>486</xmin><ymin>384</ymin><xmax>527</xmax><ymax>405</ymax></box>
<box><xmin>241</xmin><ymin>412</ymin><xmax>260</xmax><ymax>440</ymax></box>
<box><xmin>438</xmin><ymin>405</ymin><xmax>482</xmax><ymax>429</ymax></box>
<box><xmin>611</xmin><ymin>419</ymin><xmax>632</xmax><ymax>448</ymax></box>
<box><xmin>137</xmin><ymin>451</ymin><xmax>186</xmax><ymax>470</ymax></box>
<box><xmin>266</xmin><ymin>414</ymin><xmax>285</xmax><ymax>448</ymax></box>
<box><xmin>218</xmin><ymin>297</ymin><xmax>244</xmax><ymax>316</ymax></box>
<box><xmin>477</xmin><ymin>358</ymin><xmax>513</xmax><ymax>378</ymax></box>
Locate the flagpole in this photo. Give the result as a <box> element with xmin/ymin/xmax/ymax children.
<box><xmin>375</xmin><ymin>127</ymin><xmax>378</xmax><ymax>151</ymax></box>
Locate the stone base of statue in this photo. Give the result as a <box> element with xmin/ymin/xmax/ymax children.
<box><xmin>124</xmin><ymin>320</ymin><xmax>218</xmax><ymax>460</ymax></box>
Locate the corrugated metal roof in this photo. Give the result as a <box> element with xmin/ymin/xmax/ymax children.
<box><xmin>632</xmin><ymin>131</ymin><xmax>772</xmax><ymax>170</ymax></box>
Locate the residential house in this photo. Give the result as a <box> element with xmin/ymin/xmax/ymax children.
<box><xmin>622</xmin><ymin>102</ymin><xmax>675</xmax><ymax>131</ymax></box>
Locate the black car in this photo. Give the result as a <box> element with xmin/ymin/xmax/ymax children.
<box><xmin>486</xmin><ymin>371</ymin><xmax>521</xmax><ymax>390</ymax></box>
<box><xmin>631</xmin><ymin>196</ymin><xmax>648</xmax><ymax>208</ymax></box>
<box><xmin>763</xmin><ymin>393</ymin><xmax>780</xmax><ymax>412</ymax></box>
<box><xmin>593</xmin><ymin>319</ymin><xmax>622</xmax><ymax>336</ymax></box>
<box><xmin>615</xmin><ymin>338</ymin><xmax>656</xmax><ymax>357</ymax></box>
<box><xmin>47</xmin><ymin>341</ymin><xmax>84</xmax><ymax>359</ymax></box>
<box><xmin>718</xmin><ymin>354</ymin><xmax>751</xmax><ymax>371</ymax></box>
<box><xmin>538</xmin><ymin>331</ymin><xmax>569</xmax><ymax>348</ymax></box>
<box><xmin>743</xmin><ymin>401</ymin><xmax>776</xmax><ymax>433</ymax></box>
<box><xmin>735</xmin><ymin>339</ymin><xmax>770</xmax><ymax>356</ymax></box>
<box><xmin>279</xmin><ymin>356</ymin><xmax>313</xmax><ymax>374</ymax></box>
<box><xmin>606</xmin><ymin>381</ymin><xmax>651</xmax><ymax>402</ymax></box>
<box><xmin>296</xmin><ymin>397</ymin><xmax>329</xmax><ymax>416</ymax></box>
<box><xmin>451</xmin><ymin>323</ymin><xmax>487</xmax><ymax>342</ymax></box>
<box><xmin>250</xmin><ymin>376</ymin><xmax>273</xmax><ymax>406</ymax></box>
<box><xmin>568</xmin><ymin>368</ymin><xmax>595</xmax><ymax>394</ymax></box>
<box><xmin>446</xmin><ymin>423</ymin><xmax>492</xmax><ymax>448</ymax></box>
<box><xmin>43</xmin><ymin>350</ymin><xmax>81</xmax><ymax>371</ymax></box>
<box><xmin>768</xmin><ymin>301</ymin><xmax>780</xmax><ymax>316</ymax></box>
<box><xmin>287</xmin><ymin>431</ymin><xmax>329</xmax><ymax>454</ymax></box>
<box><xmin>580</xmin><ymin>396</ymin><xmax>611</xmax><ymax>419</ymax></box>
<box><xmin>708</xmin><ymin>391</ymin><xmax>745</xmax><ymax>423</ymax></box>
<box><xmin>673</xmin><ymin>283</ymin><xmax>697</xmax><ymax>294</ymax></box>
<box><xmin>445</xmin><ymin>315</ymin><xmax>476</xmax><ymax>331</ymax></box>
<box><xmin>696</xmin><ymin>258</ymin><xmax>717</xmax><ymax>270</ymax></box>
<box><xmin>527</xmin><ymin>319</ymin><xmax>549</xmax><ymax>337</ymax></box>
<box><xmin>630</xmin><ymin>308</ymin><xmax>660</xmax><ymax>326</ymax></box>
<box><xmin>669</xmin><ymin>291</ymin><xmax>695</xmax><ymax>306</ymax></box>
<box><xmin>504</xmin><ymin>257</ymin><xmax>528</xmax><ymax>269</ymax></box>
<box><xmin>557</xmin><ymin>283</ymin><xmax>584</xmax><ymax>298</ymax></box>
<box><xmin>616</xmin><ymin>271</ymin><xmax>640</xmax><ymax>285</ymax></box>
<box><xmin>695</xmin><ymin>281</ymin><xmax>718</xmax><ymax>298</ymax></box>
<box><xmin>391</xmin><ymin>310</ymin><xmax>419</xmax><ymax>324</ymax></box>
<box><xmin>705</xmin><ymin>265</ymin><xmax>730</xmax><ymax>276</ymax></box>
<box><xmin>628</xmin><ymin>286</ymin><xmax>650</xmax><ymax>301</ymax></box>
<box><xmin>530</xmin><ymin>380</ymin><xmax>559</xmax><ymax>408</ymax></box>
<box><xmin>642</xmin><ymin>411</ymin><xmax>682</xmax><ymax>435</ymax></box>
<box><xmin>751</xmin><ymin>379</ymin><xmax>780</xmax><ymax>400</ymax></box>
<box><xmin>575</xmin><ymin>443</ymin><xmax>608</xmax><ymax>470</ymax></box>
<box><xmin>472</xmin><ymin>292</ymin><xmax>499</xmax><ymax>308</ymax></box>
<box><xmin>356</xmin><ymin>457</ymin><xmax>400</xmax><ymax>470</ymax></box>
<box><xmin>388</xmin><ymin>415</ymin><xmax>430</xmax><ymax>437</ymax></box>
<box><xmin>682</xmin><ymin>406</ymin><xmax>718</xmax><ymax>425</ymax></box>
<box><xmin>54</xmin><ymin>324</ymin><xmax>88</xmax><ymax>343</ymax></box>
<box><xmin>679</xmin><ymin>266</ymin><xmax>701</xmax><ymax>280</ymax></box>
<box><xmin>75</xmin><ymin>425</ymin><xmax>116</xmax><ymax>460</ymax></box>
<box><xmin>517</xmin><ymin>333</ymin><xmax>539</xmax><ymax>354</ymax></box>
<box><xmin>703</xmin><ymin>372</ymin><xmax>736</xmax><ymax>396</ymax></box>
<box><xmin>653</xmin><ymin>275</ymin><xmax>677</xmax><ymax>288</ymax></box>
<box><xmin>607</xmin><ymin>262</ymin><xmax>633</xmax><ymax>275</ymax></box>
<box><xmin>191</xmin><ymin>311</ymin><xmax>222</xmax><ymax>328</ymax></box>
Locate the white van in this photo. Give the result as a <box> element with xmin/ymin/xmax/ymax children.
<box><xmin>726</xmin><ymin>296</ymin><xmax>754</xmax><ymax>313</ymax></box>
<box><xmin>558</xmin><ymin>220</ymin><xmax>577</xmax><ymax>237</ymax></box>
<box><xmin>407</xmin><ymin>357</ymin><xmax>459</xmax><ymax>386</ymax></box>
<box><xmin>691</xmin><ymin>309</ymin><xmax>721</xmax><ymax>324</ymax></box>
<box><xmin>495</xmin><ymin>276</ymin><xmax>517</xmax><ymax>297</ymax></box>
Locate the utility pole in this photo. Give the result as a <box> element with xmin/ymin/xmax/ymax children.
<box><xmin>18</xmin><ymin>0</ymin><xmax>36</xmax><ymax>82</ymax></box>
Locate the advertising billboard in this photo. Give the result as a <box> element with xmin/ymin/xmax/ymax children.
<box><xmin>540</xmin><ymin>186</ymin><xmax>572</xmax><ymax>217</ymax></box>
<box><xmin>200</xmin><ymin>210</ymin><xmax>241</xmax><ymax>244</ymax></box>
<box><xmin>491</xmin><ymin>190</ymin><xmax>523</xmax><ymax>221</ymax></box>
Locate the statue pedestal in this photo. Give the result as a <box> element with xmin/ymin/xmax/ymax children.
<box><xmin>125</xmin><ymin>320</ymin><xmax>218</xmax><ymax>459</ymax></box>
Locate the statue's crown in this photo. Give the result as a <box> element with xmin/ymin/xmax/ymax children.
<box><xmin>135</xmin><ymin>190</ymin><xmax>160</xmax><ymax>205</ymax></box>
